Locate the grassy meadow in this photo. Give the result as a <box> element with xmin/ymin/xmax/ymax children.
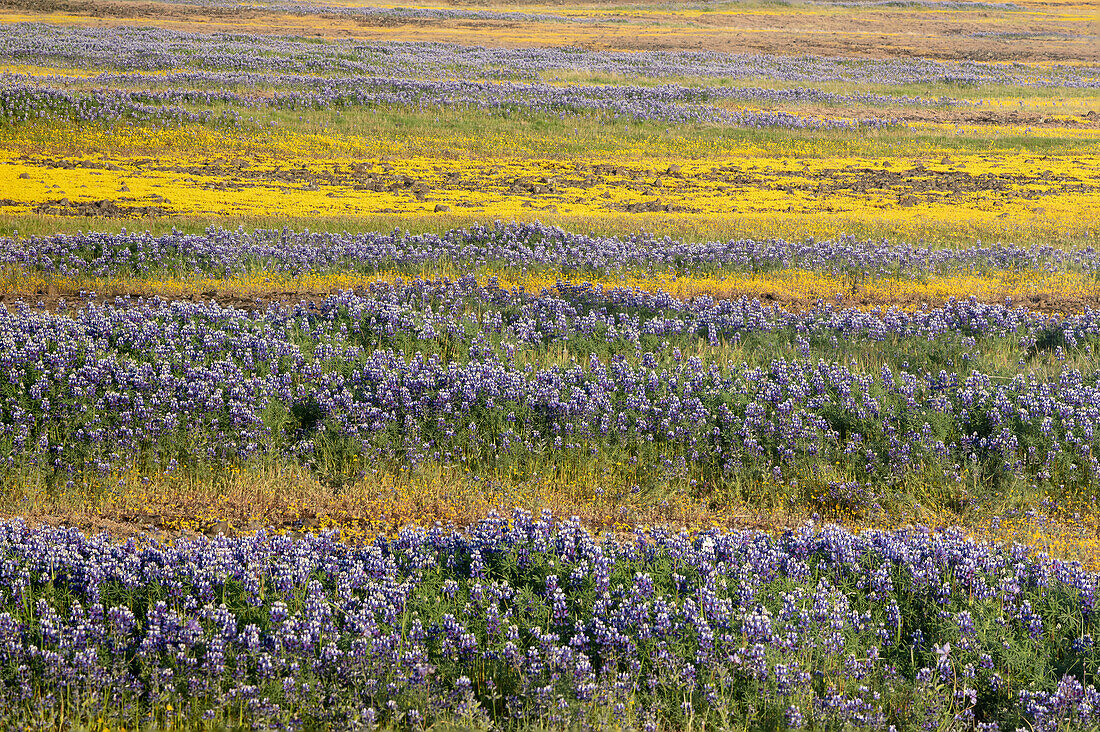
<box><xmin>0</xmin><ymin>0</ymin><xmax>1098</xmax><ymax>728</ymax></box>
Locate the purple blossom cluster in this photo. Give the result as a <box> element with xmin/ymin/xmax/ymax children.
<box><xmin>1</xmin><ymin>280</ymin><xmax>1098</xmax><ymax>494</ymax></box>
<box><xmin>272</xmin><ymin>1</ymin><xmax>599</xmax><ymax>25</ymax></box>
<box><xmin>548</xmin><ymin>280</ymin><xmax>1099</xmax><ymax>354</ymax></box>
<box><xmin>12</xmin><ymin>18</ymin><xmax>1100</xmax><ymax>130</ymax></box>
<box><xmin>6</xmin><ymin>223</ymin><xmax>1099</xmax><ymax>279</ymax></box>
<box><xmin>5</xmin><ymin>22</ymin><xmax>1095</xmax><ymax>90</ymax></box>
<box><xmin>0</xmin><ymin>75</ymin><xmax>896</xmax><ymax>130</ymax></box>
<box><xmin>26</xmin><ymin>67</ymin><xmax>966</xmax><ymax>110</ymax></box>
<box><xmin>0</xmin><ymin>80</ymin><xmax>234</xmax><ymax>126</ymax></box>
<box><xmin>0</xmin><ymin>512</ymin><xmax>1093</xmax><ymax>729</ymax></box>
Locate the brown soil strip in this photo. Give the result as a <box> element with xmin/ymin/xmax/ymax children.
<box><xmin>2</xmin><ymin>282</ymin><xmax>1097</xmax><ymax>315</ymax></box>
<box><xmin>5</xmin><ymin>470</ymin><xmax>787</xmax><ymax>545</ymax></box>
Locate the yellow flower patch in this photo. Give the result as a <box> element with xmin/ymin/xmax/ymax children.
<box><xmin>2</xmin><ymin>122</ymin><xmax>1097</xmax><ymax>237</ymax></box>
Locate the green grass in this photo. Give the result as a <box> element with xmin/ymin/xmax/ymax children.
<box><xmin>3</xmin><ymin>210</ymin><xmax>1097</xmax><ymax>250</ymax></box>
<box><xmin>7</xmin><ymin>83</ymin><xmax>1097</xmax><ymax>162</ymax></box>
<box><xmin>184</xmin><ymin>103</ymin><xmax>1100</xmax><ymax>159</ymax></box>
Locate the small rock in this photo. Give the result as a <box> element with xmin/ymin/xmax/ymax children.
<box><xmin>434</xmin><ymin>203</ymin><xmax>451</xmax><ymax>212</ymax></box>
<box><xmin>204</xmin><ymin>520</ymin><xmax>232</xmax><ymax>537</ymax></box>
<box><xmin>18</xmin><ymin>172</ymin><xmax>30</xmax><ymax>179</ymax></box>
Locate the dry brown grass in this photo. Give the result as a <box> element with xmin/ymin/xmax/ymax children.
<box><xmin>1</xmin><ymin>463</ymin><xmax>780</xmax><ymax>544</ymax></box>
<box><xmin>8</xmin><ymin>465</ymin><xmax>1099</xmax><ymax>571</ymax></box>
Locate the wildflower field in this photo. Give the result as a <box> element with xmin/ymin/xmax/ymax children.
<box><xmin>0</xmin><ymin>0</ymin><xmax>1099</xmax><ymax>728</ymax></box>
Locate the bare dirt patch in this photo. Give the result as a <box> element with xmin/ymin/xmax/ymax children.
<box><xmin>33</xmin><ymin>198</ymin><xmax>169</xmax><ymax>217</ymax></box>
